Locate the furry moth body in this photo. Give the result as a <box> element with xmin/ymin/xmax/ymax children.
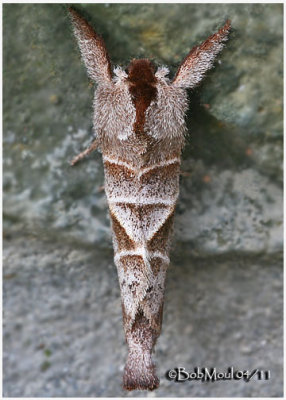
<box><xmin>68</xmin><ymin>8</ymin><xmax>230</xmax><ymax>391</ymax></box>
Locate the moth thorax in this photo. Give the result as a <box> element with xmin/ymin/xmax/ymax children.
<box><xmin>127</xmin><ymin>59</ymin><xmax>157</xmax><ymax>135</ymax></box>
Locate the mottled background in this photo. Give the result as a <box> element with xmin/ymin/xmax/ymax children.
<box><xmin>3</xmin><ymin>3</ymin><xmax>283</xmax><ymax>397</ymax></box>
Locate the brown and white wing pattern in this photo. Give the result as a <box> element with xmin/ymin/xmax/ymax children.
<box><xmin>68</xmin><ymin>7</ymin><xmax>112</xmax><ymax>84</ymax></box>
<box><xmin>173</xmin><ymin>20</ymin><xmax>231</xmax><ymax>89</ymax></box>
<box><xmin>104</xmin><ymin>155</ymin><xmax>180</xmax><ymax>390</ymax></box>
<box><xmin>69</xmin><ymin>10</ymin><xmax>230</xmax><ymax>392</ymax></box>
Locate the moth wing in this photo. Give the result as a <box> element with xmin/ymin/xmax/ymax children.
<box><xmin>68</xmin><ymin>7</ymin><xmax>113</xmax><ymax>84</ymax></box>
<box><xmin>172</xmin><ymin>20</ymin><xmax>231</xmax><ymax>89</ymax></box>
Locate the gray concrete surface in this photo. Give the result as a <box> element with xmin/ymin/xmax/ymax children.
<box><xmin>3</xmin><ymin>3</ymin><xmax>283</xmax><ymax>397</ymax></box>
<box><xmin>3</xmin><ymin>237</ymin><xmax>282</xmax><ymax>397</ymax></box>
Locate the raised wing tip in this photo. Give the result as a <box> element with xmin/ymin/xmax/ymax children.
<box><xmin>220</xmin><ymin>19</ymin><xmax>231</xmax><ymax>35</ymax></box>
<box><xmin>67</xmin><ymin>7</ymin><xmax>83</xmax><ymax>25</ymax></box>
<box><xmin>67</xmin><ymin>6</ymin><xmax>86</xmax><ymax>23</ymax></box>
<box><xmin>67</xmin><ymin>6</ymin><xmax>77</xmax><ymax>17</ymax></box>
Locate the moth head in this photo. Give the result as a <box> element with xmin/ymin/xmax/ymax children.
<box><xmin>126</xmin><ymin>59</ymin><xmax>157</xmax><ymax>109</ymax></box>
<box><xmin>127</xmin><ymin>59</ymin><xmax>156</xmax><ymax>85</ymax></box>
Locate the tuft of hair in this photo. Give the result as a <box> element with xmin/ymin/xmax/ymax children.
<box><xmin>122</xmin><ymin>312</ymin><xmax>160</xmax><ymax>391</ymax></box>
<box><xmin>128</xmin><ymin>59</ymin><xmax>156</xmax><ymax>84</ymax></box>
<box><xmin>123</xmin><ymin>355</ymin><xmax>160</xmax><ymax>391</ymax></box>
<box><xmin>127</xmin><ymin>59</ymin><xmax>157</xmax><ymax>134</ymax></box>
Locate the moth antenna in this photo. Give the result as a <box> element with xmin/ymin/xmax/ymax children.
<box><xmin>68</xmin><ymin>7</ymin><xmax>113</xmax><ymax>84</ymax></box>
<box><xmin>172</xmin><ymin>20</ymin><xmax>231</xmax><ymax>89</ymax></box>
<box><xmin>70</xmin><ymin>139</ymin><xmax>98</xmax><ymax>166</ymax></box>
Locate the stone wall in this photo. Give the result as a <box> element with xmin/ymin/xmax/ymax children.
<box><xmin>3</xmin><ymin>4</ymin><xmax>283</xmax><ymax>397</ymax></box>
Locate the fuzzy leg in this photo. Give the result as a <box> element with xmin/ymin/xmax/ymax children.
<box><xmin>70</xmin><ymin>140</ymin><xmax>98</xmax><ymax>166</ymax></box>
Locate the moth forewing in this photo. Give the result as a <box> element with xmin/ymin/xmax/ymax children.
<box><xmin>68</xmin><ymin>7</ymin><xmax>230</xmax><ymax>391</ymax></box>
<box><xmin>172</xmin><ymin>20</ymin><xmax>231</xmax><ymax>89</ymax></box>
<box><xmin>68</xmin><ymin>7</ymin><xmax>112</xmax><ymax>84</ymax></box>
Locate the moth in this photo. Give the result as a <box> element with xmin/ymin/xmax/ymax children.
<box><xmin>68</xmin><ymin>7</ymin><xmax>230</xmax><ymax>391</ymax></box>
